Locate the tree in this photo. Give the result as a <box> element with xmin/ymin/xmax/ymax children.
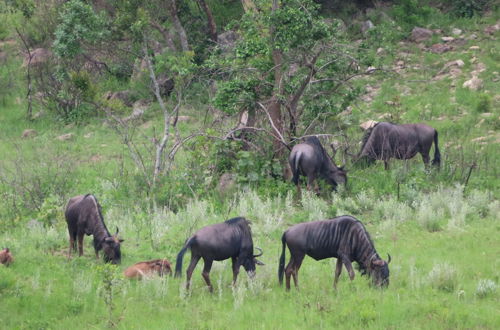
<box><xmin>212</xmin><ymin>0</ymin><xmax>363</xmax><ymax>159</ymax></box>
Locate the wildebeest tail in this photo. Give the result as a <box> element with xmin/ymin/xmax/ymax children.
<box><xmin>432</xmin><ymin>130</ymin><xmax>441</xmax><ymax>167</ymax></box>
<box><xmin>290</xmin><ymin>152</ymin><xmax>301</xmax><ymax>185</ymax></box>
<box><xmin>278</xmin><ymin>233</ymin><xmax>287</xmax><ymax>286</ymax></box>
<box><xmin>175</xmin><ymin>236</ymin><xmax>195</xmax><ymax>278</ymax></box>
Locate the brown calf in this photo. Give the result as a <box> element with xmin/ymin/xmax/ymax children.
<box><xmin>0</xmin><ymin>248</ymin><xmax>14</xmax><ymax>266</ymax></box>
<box><xmin>124</xmin><ymin>259</ymin><xmax>172</xmax><ymax>279</ymax></box>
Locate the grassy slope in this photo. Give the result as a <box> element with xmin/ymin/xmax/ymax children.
<box><xmin>0</xmin><ymin>9</ymin><xmax>499</xmax><ymax>330</ymax></box>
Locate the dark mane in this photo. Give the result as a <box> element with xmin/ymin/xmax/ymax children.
<box><xmin>85</xmin><ymin>194</ymin><xmax>109</xmax><ymax>234</ymax></box>
<box><xmin>358</xmin><ymin>122</ymin><xmax>380</xmax><ymax>156</ymax></box>
<box><xmin>304</xmin><ymin>136</ymin><xmax>330</xmax><ymax>163</ymax></box>
<box><xmin>351</xmin><ymin>219</ymin><xmax>378</xmax><ymax>277</ymax></box>
<box><xmin>224</xmin><ymin>217</ymin><xmax>248</xmax><ymax>226</ymax></box>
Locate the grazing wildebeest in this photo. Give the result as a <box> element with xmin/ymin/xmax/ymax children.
<box><xmin>175</xmin><ymin>217</ymin><xmax>264</xmax><ymax>292</ymax></box>
<box><xmin>358</xmin><ymin>122</ymin><xmax>441</xmax><ymax>170</ymax></box>
<box><xmin>65</xmin><ymin>194</ymin><xmax>124</xmax><ymax>264</ymax></box>
<box><xmin>289</xmin><ymin>136</ymin><xmax>347</xmax><ymax>194</ymax></box>
<box><xmin>124</xmin><ymin>259</ymin><xmax>172</xmax><ymax>279</ymax></box>
<box><xmin>0</xmin><ymin>248</ymin><xmax>13</xmax><ymax>266</ymax></box>
<box><xmin>278</xmin><ymin>215</ymin><xmax>390</xmax><ymax>290</ymax></box>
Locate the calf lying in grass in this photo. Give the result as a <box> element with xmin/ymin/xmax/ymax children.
<box><xmin>124</xmin><ymin>259</ymin><xmax>172</xmax><ymax>279</ymax></box>
<box><xmin>0</xmin><ymin>248</ymin><xmax>13</xmax><ymax>266</ymax></box>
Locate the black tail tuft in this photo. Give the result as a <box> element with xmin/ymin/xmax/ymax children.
<box><xmin>278</xmin><ymin>233</ymin><xmax>287</xmax><ymax>286</ymax></box>
<box><xmin>175</xmin><ymin>237</ymin><xmax>194</xmax><ymax>278</ymax></box>
<box><xmin>432</xmin><ymin>130</ymin><xmax>441</xmax><ymax>167</ymax></box>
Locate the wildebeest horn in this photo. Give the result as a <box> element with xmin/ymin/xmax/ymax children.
<box><xmin>254</xmin><ymin>247</ymin><xmax>263</xmax><ymax>257</ymax></box>
<box><xmin>115</xmin><ymin>227</ymin><xmax>119</xmax><ymax>235</ymax></box>
<box><xmin>387</xmin><ymin>253</ymin><xmax>391</xmax><ymax>264</ymax></box>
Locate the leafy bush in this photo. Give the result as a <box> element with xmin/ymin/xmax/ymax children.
<box><xmin>390</xmin><ymin>0</ymin><xmax>435</xmax><ymax>32</ymax></box>
<box><xmin>451</xmin><ymin>0</ymin><xmax>491</xmax><ymax>18</ymax></box>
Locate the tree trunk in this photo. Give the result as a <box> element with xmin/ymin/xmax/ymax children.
<box><xmin>196</xmin><ymin>0</ymin><xmax>217</xmax><ymax>42</ymax></box>
<box><xmin>167</xmin><ymin>0</ymin><xmax>190</xmax><ymax>51</ymax></box>
<box><xmin>241</xmin><ymin>0</ymin><xmax>257</xmax><ymax>13</ymax></box>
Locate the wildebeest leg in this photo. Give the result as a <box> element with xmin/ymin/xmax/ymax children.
<box><xmin>333</xmin><ymin>258</ymin><xmax>343</xmax><ymax>289</ymax></box>
<box><xmin>201</xmin><ymin>259</ymin><xmax>214</xmax><ymax>293</ymax></box>
<box><xmin>384</xmin><ymin>160</ymin><xmax>389</xmax><ymax>170</ymax></box>
<box><xmin>421</xmin><ymin>152</ymin><xmax>430</xmax><ymax>169</ymax></box>
<box><xmin>284</xmin><ymin>256</ymin><xmax>295</xmax><ymax>290</ymax></box>
<box><xmin>291</xmin><ymin>253</ymin><xmax>305</xmax><ymax>289</ymax></box>
<box><xmin>342</xmin><ymin>257</ymin><xmax>355</xmax><ymax>281</ymax></box>
<box><xmin>77</xmin><ymin>232</ymin><xmax>84</xmax><ymax>257</ymax></box>
<box><xmin>68</xmin><ymin>230</ymin><xmax>76</xmax><ymax>258</ymax></box>
<box><xmin>306</xmin><ymin>175</ymin><xmax>316</xmax><ymax>193</ymax></box>
<box><xmin>186</xmin><ymin>255</ymin><xmax>201</xmax><ymax>290</ymax></box>
<box><xmin>231</xmin><ymin>257</ymin><xmax>240</xmax><ymax>286</ymax></box>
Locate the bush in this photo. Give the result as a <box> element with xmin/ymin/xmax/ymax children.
<box><xmin>451</xmin><ymin>0</ymin><xmax>491</xmax><ymax>18</ymax></box>
<box><xmin>427</xmin><ymin>263</ymin><xmax>458</xmax><ymax>292</ymax></box>
<box><xmin>475</xmin><ymin>279</ymin><xmax>497</xmax><ymax>298</ymax></box>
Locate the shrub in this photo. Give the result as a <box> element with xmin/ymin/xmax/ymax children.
<box><xmin>475</xmin><ymin>279</ymin><xmax>497</xmax><ymax>298</ymax></box>
<box><xmin>475</xmin><ymin>93</ymin><xmax>492</xmax><ymax>113</ymax></box>
<box><xmin>427</xmin><ymin>263</ymin><xmax>458</xmax><ymax>292</ymax></box>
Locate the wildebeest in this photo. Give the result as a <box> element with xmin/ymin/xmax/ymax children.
<box><xmin>278</xmin><ymin>215</ymin><xmax>390</xmax><ymax>290</ymax></box>
<box><xmin>175</xmin><ymin>217</ymin><xmax>264</xmax><ymax>292</ymax></box>
<box><xmin>0</xmin><ymin>248</ymin><xmax>13</xmax><ymax>266</ymax></box>
<box><xmin>289</xmin><ymin>136</ymin><xmax>347</xmax><ymax>194</ymax></box>
<box><xmin>357</xmin><ymin>122</ymin><xmax>441</xmax><ymax>170</ymax></box>
<box><xmin>124</xmin><ymin>259</ymin><xmax>172</xmax><ymax>279</ymax></box>
<box><xmin>65</xmin><ymin>194</ymin><xmax>124</xmax><ymax>264</ymax></box>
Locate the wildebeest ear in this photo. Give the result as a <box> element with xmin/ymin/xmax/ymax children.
<box><xmin>119</xmin><ymin>239</ymin><xmax>124</xmax><ymax>243</ymax></box>
<box><xmin>254</xmin><ymin>258</ymin><xmax>265</xmax><ymax>266</ymax></box>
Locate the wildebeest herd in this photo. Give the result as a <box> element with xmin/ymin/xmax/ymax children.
<box><xmin>2</xmin><ymin>121</ymin><xmax>442</xmax><ymax>292</ymax></box>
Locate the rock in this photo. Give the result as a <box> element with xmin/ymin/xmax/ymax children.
<box><xmin>411</xmin><ymin>27</ymin><xmax>433</xmax><ymax>42</ymax></box>
<box><xmin>376</xmin><ymin>48</ymin><xmax>385</xmax><ymax>55</ymax></box>
<box><xmin>480</xmin><ymin>113</ymin><xmax>493</xmax><ymax>118</ymax></box>
<box><xmin>469</xmin><ymin>46</ymin><xmax>480</xmax><ymax>50</ymax></box>
<box><xmin>429</xmin><ymin>43</ymin><xmax>452</xmax><ymax>54</ymax></box>
<box><xmin>452</xmin><ymin>28</ymin><xmax>462</xmax><ymax>36</ymax></box>
<box><xmin>471</xmin><ymin>136</ymin><xmax>487</xmax><ymax>143</ymax></box>
<box><xmin>359</xmin><ymin>120</ymin><xmax>378</xmax><ymax>131</ymax></box>
<box><xmin>484</xmin><ymin>23</ymin><xmax>500</xmax><ymax>35</ymax></box>
<box><xmin>361</xmin><ymin>20</ymin><xmax>375</xmax><ymax>35</ymax></box>
<box><xmin>441</xmin><ymin>36</ymin><xmax>455</xmax><ymax>42</ymax></box>
<box><xmin>56</xmin><ymin>133</ymin><xmax>74</xmax><ymax>141</ymax></box>
<box><xmin>467</xmin><ymin>33</ymin><xmax>478</xmax><ymax>40</ymax></box>
<box><xmin>23</xmin><ymin>48</ymin><xmax>52</xmax><ymax>67</ymax></box>
<box><xmin>366</xmin><ymin>66</ymin><xmax>376</xmax><ymax>73</ymax></box>
<box><xmin>84</xmin><ymin>133</ymin><xmax>92</xmax><ymax>138</ymax></box>
<box><xmin>463</xmin><ymin>77</ymin><xmax>483</xmax><ymax>90</ymax></box>
<box><xmin>445</xmin><ymin>59</ymin><xmax>465</xmax><ymax>68</ymax></box>
<box><xmin>22</xmin><ymin>129</ymin><xmax>37</xmax><ymax>138</ymax></box>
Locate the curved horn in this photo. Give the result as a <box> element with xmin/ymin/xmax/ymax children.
<box><xmin>254</xmin><ymin>247</ymin><xmax>263</xmax><ymax>257</ymax></box>
<box><xmin>387</xmin><ymin>253</ymin><xmax>391</xmax><ymax>264</ymax></box>
<box><xmin>115</xmin><ymin>227</ymin><xmax>119</xmax><ymax>235</ymax></box>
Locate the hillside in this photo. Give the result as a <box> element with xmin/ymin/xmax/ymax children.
<box><xmin>0</xmin><ymin>1</ymin><xmax>499</xmax><ymax>329</ymax></box>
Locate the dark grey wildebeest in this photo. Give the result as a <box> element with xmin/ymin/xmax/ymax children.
<box><xmin>278</xmin><ymin>215</ymin><xmax>390</xmax><ymax>290</ymax></box>
<box><xmin>289</xmin><ymin>136</ymin><xmax>347</xmax><ymax>194</ymax></box>
<box><xmin>358</xmin><ymin>122</ymin><xmax>441</xmax><ymax>170</ymax></box>
<box><xmin>175</xmin><ymin>217</ymin><xmax>264</xmax><ymax>292</ymax></box>
<box><xmin>65</xmin><ymin>194</ymin><xmax>124</xmax><ymax>264</ymax></box>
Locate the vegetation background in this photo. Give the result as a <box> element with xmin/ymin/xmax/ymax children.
<box><xmin>0</xmin><ymin>0</ymin><xmax>498</xmax><ymax>328</ymax></box>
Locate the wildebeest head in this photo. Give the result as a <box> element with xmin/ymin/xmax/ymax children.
<box><xmin>324</xmin><ymin>164</ymin><xmax>347</xmax><ymax>190</ymax></box>
<box><xmin>242</xmin><ymin>247</ymin><xmax>264</xmax><ymax>278</ymax></box>
<box><xmin>370</xmin><ymin>254</ymin><xmax>391</xmax><ymax>287</ymax></box>
<box><xmin>102</xmin><ymin>227</ymin><xmax>124</xmax><ymax>264</ymax></box>
<box><xmin>153</xmin><ymin>259</ymin><xmax>172</xmax><ymax>276</ymax></box>
<box><xmin>0</xmin><ymin>248</ymin><xmax>13</xmax><ymax>266</ymax></box>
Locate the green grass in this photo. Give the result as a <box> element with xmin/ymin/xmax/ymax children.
<box><xmin>0</xmin><ymin>190</ymin><xmax>499</xmax><ymax>329</ymax></box>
